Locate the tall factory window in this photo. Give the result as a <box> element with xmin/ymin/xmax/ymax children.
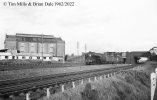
<box><xmin>22</xmin><ymin>37</ymin><xmax>25</xmax><ymax>41</ymax></box>
<box><xmin>17</xmin><ymin>37</ymin><xmax>22</xmax><ymax>41</ymax></box>
<box><xmin>38</xmin><ymin>38</ymin><xmax>41</xmax><ymax>42</ymax></box>
<box><xmin>33</xmin><ymin>38</ymin><xmax>37</xmax><ymax>42</ymax></box>
<box><xmin>49</xmin><ymin>47</ymin><xmax>54</xmax><ymax>54</ymax></box>
<box><xmin>25</xmin><ymin>37</ymin><xmax>33</xmax><ymax>42</ymax></box>
<box><xmin>46</xmin><ymin>38</ymin><xmax>52</xmax><ymax>42</ymax></box>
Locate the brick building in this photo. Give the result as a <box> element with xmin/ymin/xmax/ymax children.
<box><xmin>3</xmin><ymin>33</ymin><xmax>65</xmax><ymax>61</ymax></box>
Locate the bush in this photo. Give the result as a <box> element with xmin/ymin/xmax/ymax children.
<box><xmin>81</xmin><ymin>83</ymin><xmax>99</xmax><ymax>100</ymax></box>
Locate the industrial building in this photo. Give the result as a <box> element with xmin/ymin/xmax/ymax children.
<box><xmin>149</xmin><ymin>47</ymin><xmax>157</xmax><ymax>61</ymax></box>
<box><xmin>150</xmin><ymin>47</ymin><xmax>157</xmax><ymax>55</ymax></box>
<box><xmin>1</xmin><ymin>33</ymin><xmax>65</xmax><ymax>61</ymax></box>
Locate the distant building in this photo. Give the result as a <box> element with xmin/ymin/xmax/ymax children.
<box><xmin>3</xmin><ymin>33</ymin><xmax>65</xmax><ymax>61</ymax></box>
<box><xmin>150</xmin><ymin>47</ymin><xmax>157</xmax><ymax>55</ymax></box>
<box><xmin>149</xmin><ymin>47</ymin><xmax>157</xmax><ymax>61</ymax></box>
<box><xmin>122</xmin><ymin>52</ymin><xmax>126</xmax><ymax>58</ymax></box>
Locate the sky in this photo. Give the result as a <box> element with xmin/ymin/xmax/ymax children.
<box><xmin>0</xmin><ymin>0</ymin><xmax>157</xmax><ymax>55</ymax></box>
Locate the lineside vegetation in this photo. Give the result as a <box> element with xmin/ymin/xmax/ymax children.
<box><xmin>40</xmin><ymin>69</ymin><xmax>150</xmax><ymax>100</ymax></box>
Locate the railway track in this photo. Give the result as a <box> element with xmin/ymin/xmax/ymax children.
<box><xmin>0</xmin><ymin>62</ymin><xmax>83</xmax><ymax>71</ymax></box>
<box><xmin>0</xmin><ymin>65</ymin><xmax>134</xmax><ymax>97</ymax></box>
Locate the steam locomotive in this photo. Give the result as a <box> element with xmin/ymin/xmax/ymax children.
<box><xmin>84</xmin><ymin>52</ymin><xmax>124</xmax><ymax>65</ymax></box>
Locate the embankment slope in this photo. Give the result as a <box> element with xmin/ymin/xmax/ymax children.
<box><xmin>40</xmin><ymin>62</ymin><xmax>156</xmax><ymax>100</ymax></box>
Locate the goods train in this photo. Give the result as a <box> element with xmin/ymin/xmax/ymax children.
<box><xmin>0</xmin><ymin>50</ymin><xmax>150</xmax><ymax>66</ymax></box>
<box><xmin>84</xmin><ymin>52</ymin><xmax>124</xmax><ymax>65</ymax></box>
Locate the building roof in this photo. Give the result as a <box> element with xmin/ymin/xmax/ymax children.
<box><xmin>0</xmin><ymin>48</ymin><xmax>8</xmax><ymax>52</ymax></box>
<box><xmin>5</xmin><ymin>35</ymin><xmax>16</xmax><ymax>41</ymax></box>
<box><xmin>16</xmin><ymin>33</ymin><xmax>55</xmax><ymax>38</ymax></box>
<box><xmin>5</xmin><ymin>33</ymin><xmax>65</xmax><ymax>43</ymax></box>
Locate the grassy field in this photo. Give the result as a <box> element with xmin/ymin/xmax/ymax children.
<box><xmin>39</xmin><ymin>62</ymin><xmax>154</xmax><ymax>100</ymax></box>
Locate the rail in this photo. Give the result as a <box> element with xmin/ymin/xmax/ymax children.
<box><xmin>0</xmin><ymin>62</ymin><xmax>84</xmax><ymax>71</ymax></box>
<box><xmin>0</xmin><ymin>65</ymin><xmax>134</xmax><ymax>99</ymax></box>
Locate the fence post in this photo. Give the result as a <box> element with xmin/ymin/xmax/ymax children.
<box><xmin>26</xmin><ymin>92</ymin><xmax>30</xmax><ymax>100</ymax></box>
<box><xmin>81</xmin><ymin>79</ymin><xmax>84</xmax><ymax>84</ymax></box>
<box><xmin>108</xmin><ymin>74</ymin><xmax>110</xmax><ymax>78</ymax></box>
<box><xmin>61</xmin><ymin>84</ymin><xmax>65</xmax><ymax>92</ymax></box>
<box><xmin>46</xmin><ymin>87</ymin><xmax>50</xmax><ymax>98</ymax></box>
<box><xmin>94</xmin><ymin>76</ymin><xmax>97</xmax><ymax>81</ymax></box>
<box><xmin>72</xmin><ymin>81</ymin><xmax>75</xmax><ymax>88</ymax></box>
<box><xmin>151</xmin><ymin>72</ymin><xmax>156</xmax><ymax>100</ymax></box>
<box><xmin>9</xmin><ymin>95</ymin><xmax>14</xmax><ymax>99</ymax></box>
<box><xmin>88</xmin><ymin>78</ymin><xmax>91</xmax><ymax>82</ymax></box>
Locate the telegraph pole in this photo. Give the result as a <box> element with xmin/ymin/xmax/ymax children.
<box><xmin>41</xmin><ymin>34</ymin><xmax>43</xmax><ymax>62</ymax></box>
<box><xmin>85</xmin><ymin>44</ymin><xmax>87</xmax><ymax>53</ymax></box>
<box><xmin>51</xmin><ymin>48</ymin><xmax>53</xmax><ymax>62</ymax></box>
<box><xmin>62</xmin><ymin>41</ymin><xmax>65</xmax><ymax>64</ymax></box>
<box><xmin>77</xmin><ymin>42</ymin><xmax>79</xmax><ymax>56</ymax></box>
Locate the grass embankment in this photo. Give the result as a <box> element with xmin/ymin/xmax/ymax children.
<box><xmin>40</xmin><ymin>69</ymin><xmax>150</xmax><ymax>100</ymax></box>
<box><xmin>0</xmin><ymin>64</ymin><xmax>126</xmax><ymax>81</ymax></box>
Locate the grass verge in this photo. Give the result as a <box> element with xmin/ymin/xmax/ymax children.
<box><xmin>39</xmin><ymin>70</ymin><xmax>150</xmax><ymax>100</ymax></box>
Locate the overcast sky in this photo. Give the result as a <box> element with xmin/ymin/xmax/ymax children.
<box><xmin>0</xmin><ymin>0</ymin><xmax>157</xmax><ymax>55</ymax></box>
